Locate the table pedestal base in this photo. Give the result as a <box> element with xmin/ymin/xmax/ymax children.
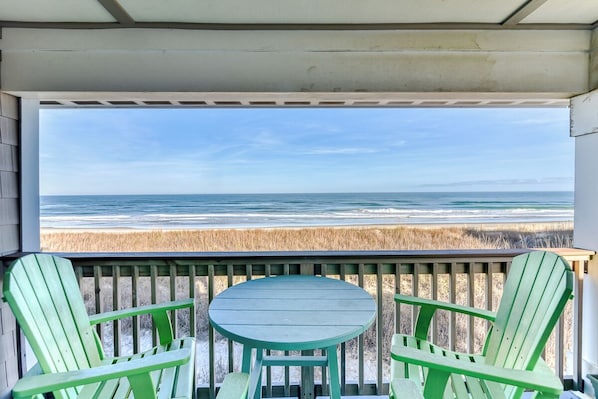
<box><xmin>242</xmin><ymin>346</ymin><xmax>341</xmax><ymax>399</ymax></box>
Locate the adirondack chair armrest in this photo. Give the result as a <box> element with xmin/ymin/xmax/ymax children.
<box><xmin>390</xmin><ymin>345</ymin><xmax>563</xmax><ymax>396</ymax></box>
<box><xmin>88</xmin><ymin>298</ymin><xmax>194</xmax><ymax>324</ymax></box>
<box><xmin>11</xmin><ymin>348</ymin><xmax>191</xmax><ymax>399</ymax></box>
<box><xmin>394</xmin><ymin>294</ymin><xmax>496</xmax><ymax>321</ymax></box>
<box><xmin>395</xmin><ymin>294</ymin><xmax>496</xmax><ymax>340</ymax></box>
<box><xmin>89</xmin><ymin>298</ymin><xmax>194</xmax><ymax>345</ymax></box>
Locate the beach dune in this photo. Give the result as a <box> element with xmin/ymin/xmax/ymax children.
<box><xmin>41</xmin><ymin>222</ymin><xmax>573</xmax><ymax>252</ymax></box>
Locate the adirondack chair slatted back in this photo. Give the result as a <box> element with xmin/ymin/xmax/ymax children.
<box><xmin>484</xmin><ymin>251</ymin><xmax>573</xmax><ymax>374</ymax></box>
<box><xmin>3</xmin><ymin>254</ymin><xmax>103</xmax><ymax>399</ymax></box>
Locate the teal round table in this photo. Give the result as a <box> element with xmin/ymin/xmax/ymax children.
<box><xmin>208</xmin><ymin>275</ymin><xmax>377</xmax><ymax>399</ymax></box>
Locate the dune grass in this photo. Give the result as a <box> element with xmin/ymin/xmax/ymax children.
<box><xmin>40</xmin><ymin>222</ymin><xmax>574</xmax><ymax>252</ymax></box>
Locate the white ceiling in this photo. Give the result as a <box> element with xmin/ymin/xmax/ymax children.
<box><xmin>522</xmin><ymin>0</ymin><xmax>598</xmax><ymax>24</ymax></box>
<box><xmin>1</xmin><ymin>0</ymin><xmax>115</xmax><ymax>23</ymax></box>
<box><xmin>119</xmin><ymin>0</ymin><xmax>525</xmax><ymax>24</ymax></box>
<box><xmin>1</xmin><ymin>0</ymin><xmax>596</xmax><ymax>27</ymax></box>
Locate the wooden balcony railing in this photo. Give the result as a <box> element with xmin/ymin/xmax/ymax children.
<box><xmin>12</xmin><ymin>249</ymin><xmax>592</xmax><ymax>399</ymax></box>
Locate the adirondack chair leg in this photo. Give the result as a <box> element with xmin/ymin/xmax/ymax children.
<box><xmin>128</xmin><ymin>372</ymin><xmax>158</xmax><ymax>399</ymax></box>
<box><xmin>422</xmin><ymin>369</ymin><xmax>449</xmax><ymax>399</ymax></box>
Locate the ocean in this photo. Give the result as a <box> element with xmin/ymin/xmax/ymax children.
<box><xmin>40</xmin><ymin>192</ymin><xmax>574</xmax><ymax>230</ymax></box>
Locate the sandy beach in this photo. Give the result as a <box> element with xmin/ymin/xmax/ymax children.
<box><xmin>40</xmin><ymin>221</ymin><xmax>574</xmax><ymax>252</ymax></box>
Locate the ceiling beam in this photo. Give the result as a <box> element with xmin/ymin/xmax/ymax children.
<box><xmin>1</xmin><ymin>28</ymin><xmax>588</xmax><ymax>95</ymax></box>
<box><xmin>96</xmin><ymin>0</ymin><xmax>135</xmax><ymax>25</ymax></box>
<box><xmin>0</xmin><ymin>21</ymin><xmax>592</xmax><ymax>31</ymax></box>
<box><xmin>502</xmin><ymin>0</ymin><xmax>550</xmax><ymax>26</ymax></box>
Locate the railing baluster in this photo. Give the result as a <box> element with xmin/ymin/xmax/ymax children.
<box><xmin>150</xmin><ymin>264</ymin><xmax>158</xmax><ymax>347</ymax></box>
<box><xmin>432</xmin><ymin>262</ymin><xmax>438</xmax><ymax>344</ymax></box>
<box><xmin>113</xmin><ymin>265</ymin><xmax>120</xmax><ymax>357</ymax></box>
<box><xmin>132</xmin><ymin>265</ymin><xmax>140</xmax><ymax>353</ymax></box>
<box><xmin>573</xmin><ymin>260</ymin><xmax>584</xmax><ymax>390</ymax></box>
<box><xmin>246</xmin><ymin>263</ymin><xmax>252</xmax><ymax>281</ymax></box>
<box><xmin>227</xmin><ymin>264</ymin><xmax>234</xmax><ymax>373</ymax></box>
<box><xmin>64</xmin><ymin>250</ymin><xmax>589</xmax><ymax>398</ymax></box>
<box><xmin>358</xmin><ymin>263</ymin><xmax>365</xmax><ymax>395</ymax></box>
<box><xmin>75</xmin><ymin>266</ymin><xmax>82</xmax><ymax>287</ymax></box>
<box><xmin>486</xmin><ymin>262</ymin><xmax>493</xmax><ymax>334</ymax></box>
<box><xmin>340</xmin><ymin>264</ymin><xmax>346</xmax><ymax>396</ymax></box>
<box><xmin>556</xmin><ymin>308</ymin><xmax>564</xmax><ymax>381</ymax></box>
<box><xmin>93</xmin><ymin>265</ymin><xmax>102</xmax><ymax>341</ymax></box>
<box><xmin>208</xmin><ymin>264</ymin><xmax>215</xmax><ymax>399</ymax></box>
<box><xmin>395</xmin><ymin>263</ymin><xmax>401</xmax><ymax>334</ymax></box>
<box><xmin>322</xmin><ymin>347</ymin><xmax>329</xmax><ymax>397</ymax></box>
<box><xmin>468</xmin><ymin>262</ymin><xmax>474</xmax><ymax>353</ymax></box>
<box><xmin>169</xmin><ymin>262</ymin><xmax>177</xmax><ymax>337</ymax></box>
<box><xmin>321</xmin><ymin>262</ymin><xmax>332</xmax><ymax>397</ymax></box>
<box><xmin>412</xmin><ymin>263</ymin><xmax>419</xmax><ymax>335</ymax></box>
<box><xmin>449</xmin><ymin>262</ymin><xmax>457</xmax><ymax>352</ymax></box>
<box><xmin>376</xmin><ymin>263</ymin><xmax>383</xmax><ymax>395</ymax></box>
<box><xmin>189</xmin><ymin>264</ymin><xmax>196</xmax><ymax>338</ymax></box>
<box><xmin>283</xmin><ymin>263</ymin><xmax>290</xmax><ymax>398</ymax></box>
<box><xmin>265</xmin><ymin>263</ymin><xmax>272</xmax><ymax>398</ymax></box>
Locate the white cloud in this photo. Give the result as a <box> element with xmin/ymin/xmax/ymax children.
<box><xmin>305</xmin><ymin>147</ymin><xmax>379</xmax><ymax>155</ymax></box>
<box><xmin>418</xmin><ymin>177</ymin><xmax>573</xmax><ymax>188</ymax></box>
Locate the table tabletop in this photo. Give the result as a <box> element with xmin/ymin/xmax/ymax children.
<box><xmin>208</xmin><ymin>275</ymin><xmax>377</xmax><ymax>351</ymax></box>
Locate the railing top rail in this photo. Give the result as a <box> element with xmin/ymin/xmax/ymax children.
<box><xmin>548</xmin><ymin>247</ymin><xmax>596</xmax><ymax>260</ymax></box>
<box><xmin>3</xmin><ymin>248</ymin><xmax>593</xmax><ymax>264</ymax></box>
<box><xmin>1</xmin><ymin>248</ymin><xmax>549</xmax><ymax>259</ymax></box>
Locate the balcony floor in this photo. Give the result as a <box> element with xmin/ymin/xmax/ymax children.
<box><xmin>314</xmin><ymin>392</ymin><xmax>585</xmax><ymax>398</ymax></box>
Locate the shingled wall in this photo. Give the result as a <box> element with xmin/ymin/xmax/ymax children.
<box><xmin>0</xmin><ymin>92</ymin><xmax>20</xmax><ymax>398</ymax></box>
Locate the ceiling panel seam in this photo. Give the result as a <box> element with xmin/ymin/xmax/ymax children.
<box><xmin>502</xmin><ymin>0</ymin><xmax>550</xmax><ymax>26</ymax></box>
<box><xmin>96</xmin><ymin>0</ymin><xmax>135</xmax><ymax>25</ymax></box>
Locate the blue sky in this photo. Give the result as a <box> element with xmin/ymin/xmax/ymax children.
<box><xmin>39</xmin><ymin>107</ymin><xmax>573</xmax><ymax>195</ymax></box>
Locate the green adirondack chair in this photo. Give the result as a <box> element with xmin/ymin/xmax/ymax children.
<box><xmin>390</xmin><ymin>250</ymin><xmax>573</xmax><ymax>399</ymax></box>
<box><xmin>3</xmin><ymin>253</ymin><xmax>249</xmax><ymax>399</ymax></box>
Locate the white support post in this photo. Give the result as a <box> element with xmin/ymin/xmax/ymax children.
<box><xmin>20</xmin><ymin>98</ymin><xmax>40</xmax><ymax>252</ymax></box>
<box><xmin>572</xmin><ymin>90</ymin><xmax>598</xmax><ymax>249</ymax></box>
<box><xmin>571</xmin><ymin>89</ymin><xmax>598</xmax><ymax>393</ymax></box>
